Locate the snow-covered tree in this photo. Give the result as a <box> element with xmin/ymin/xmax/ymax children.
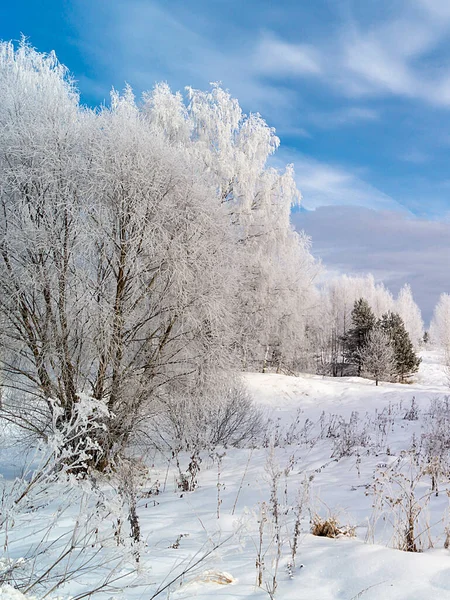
<box><xmin>311</xmin><ymin>275</ymin><xmax>394</xmax><ymax>376</ymax></box>
<box><xmin>0</xmin><ymin>40</ymin><xmax>90</xmax><ymax>432</ymax></box>
<box><xmin>143</xmin><ymin>82</ymin><xmax>319</xmax><ymax>373</ymax></box>
<box><xmin>379</xmin><ymin>312</ymin><xmax>421</xmax><ymax>382</ymax></box>
<box><xmin>358</xmin><ymin>327</ymin><xmax>395</xmax><ymax>385</ymax></box>
<box><xmin>395</xmin><ymin>284</ymin><xmax>424</xmax><ymax>348</ymax></box>
<box><xmin>312</xmin><ymin>276</ymin><xmax>365</xmax><ymax>376</ymax></box>
<box><xmin>84</xmin><ymin>87</ymin><xmax>239</xmax><ymax>457</ymax></box>
<box><xmin>430</xmin><ymin>293</ymin><xmax>450</xmax><ymax>363</ymax></box>
<box><xmin>0</xmin><ymin>42</ymin><xmax>240</xmax><ymax>464</ymax></box>
<box><xmin>368</xmin><ymin>276</ymin><xmax>395</xmax><ymax>318</ymax></box>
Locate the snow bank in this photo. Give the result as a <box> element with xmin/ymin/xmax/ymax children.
<box><xmin>0</xmin><ymin>587</ymin><xmax>69</xmax><ymax>600</ymax></box>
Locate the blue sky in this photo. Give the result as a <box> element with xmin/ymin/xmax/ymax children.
<box><xmin>1</xmin><ymin>0</ymin><xmax>449</xmax><ymax>319</ymax></box>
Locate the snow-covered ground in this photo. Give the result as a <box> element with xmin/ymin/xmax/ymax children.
<box><xmin>2</xmin><ymin>350</ymin><xmax>450</xmax><ymax>599</ymax></box>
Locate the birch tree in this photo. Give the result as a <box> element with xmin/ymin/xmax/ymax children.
<box><xmin>358</xmin><ymin>327</ymin><xmax>394</xmax><ymax>385</ymax></box>
<box><xmin>0</xmin><ymin>43</ymin><xmax>240</xmax><ymax>465</ymax></box>
<box><xmin>0</xmin><ymin>40</ymin><xmax>90</xmax><ymax>435</ymax></box>
<box><xmin>396</xmin><ymin>284</ymin><xmax>424</xmax><ymax>348</ymax></box>
<box><xmin>143</xmin><ymin>82</ymin><xmax>319</xmax><ymax>373</ymax></box>
<box><xmin>430</xmin><ymin>293</ymin><xmax>450</xmax><ymax>365</ymax></box>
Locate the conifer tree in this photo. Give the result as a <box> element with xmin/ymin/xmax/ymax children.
<box><xmin>344</xmin><ymin>298</ymin><xmax>376</xmax><ymax>375</ymax></box>
<box><xmin>379</xmin><ymin>312</ymin><xmax>421</xmax><ymax>382</ymax></box>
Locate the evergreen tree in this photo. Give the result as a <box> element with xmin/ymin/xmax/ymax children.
<box><xmin>344</xmin><ymin>298</ymin><xmax>376</xmax><ymax>375</ymax></box>
<box><xmin>379</xmin><ymin>312</ymin><xmax>421</xmax><ymax>382</ymax></box>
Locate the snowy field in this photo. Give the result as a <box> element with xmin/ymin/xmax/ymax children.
<box><xmin>2</xmin><ymin>350</ymin><xmax>450</xmax><ymax>600</ymax></box>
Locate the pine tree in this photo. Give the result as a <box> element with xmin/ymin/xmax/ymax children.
<box><xmin>344</xmin><ymin>298</ymin><xmax>376</xmax><ymax>375</ymax></box>
<box><xmin>379</xmin><ymin>312</ymin><xmax>421</xmax><ymax>382</ymax></box>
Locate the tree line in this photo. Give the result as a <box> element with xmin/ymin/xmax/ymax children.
<box><xmin>343</xmin><ymin>298</ymin><xmax>421</xmax><ymax>385</ymax></box>
<box><xmin>0</xmin><ymin>41</ymin><xmax>428</xmax><ymax>468</ymax></box>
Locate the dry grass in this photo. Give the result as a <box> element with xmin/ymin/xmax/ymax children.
<box><xmin>311</xmin><ymin>515</ymin><xmax>355</xmax><ymax>538</ymax></box>
<box><xmin>197</xmin><ymin>570</ymin><xmax>235</xmax><ymax>585</ymax></box>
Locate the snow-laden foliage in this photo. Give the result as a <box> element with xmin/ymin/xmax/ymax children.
<box><xmin>143</xmin><ymin>81</ymin><xmax>319</xmax><ymax>373</ymax></box>
<box><xmin>0</xmin><ymin>404</ymin><xmax>143</xmax><ymax>597</ymax></box>
<box><xmin>308</xmin><ymin>275</ymin><xmax>396</xmax><ymax>376</ymax></box>
<box><xmin>0</xmin><ymin>41</ymin><xmax>320</xmax><ymax>463</ymax></box>
<box><xmin>430</xmin><ymin>293</ymin><xmax>450</xmax><ymax>362</ymax></box>
<box><xmin>358</xmin><ymin>326</ymin><xmax>395</xmax><ymax>385</ymax></box>
<box><xmin>395</xmin><ymin>284</ymin><xmax>424</xmax><ymax>348</ymax></box>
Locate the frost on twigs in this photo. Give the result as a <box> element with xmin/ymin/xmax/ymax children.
<box><xmin>149</xmin><ymin>377</ymin><xmax>264</xmax><ymax>452</ymax></box>
<box><xmin>370</xmin><ymin>453</ymin><xmax>434</xmax><ymax>552</ymax></box>
<box><xmin>0</xmin><ymin>411</ymin><xmax>145</xmax><ymax>597</ymax></box>
<box><xmin>47</xmin><ymin>395</ymin><xmax>112</xmax><ymax>475</ymax></box>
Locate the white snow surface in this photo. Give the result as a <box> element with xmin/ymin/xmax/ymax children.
<box><xmin>2</xmin><ymin>350</ymin><xmax>450</xmax><ymax>599</ymax></box>
<box><xmin>0</xmin><ymin>585</ymin><xmax>66</xmax><ymax>600</ymax></box>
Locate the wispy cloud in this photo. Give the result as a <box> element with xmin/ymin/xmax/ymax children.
<box><xmin>243</xmin><ymin>3</ymin><xmax>450</xmax><ymax>109</ymax></box>
<box><xmin>67</xmin><ymin>0</ymin><xmax>450</xmax><ymax>218</ymax></box>
<box><xmin>308</xmin><ymin>106</ymin><xmax>379</xmax><ymax>129</ymax></box>
<box><xmin>72</xmin><ymin>0</ymin><xmax>450</xmax><ymax>112</ymax></box>
<box><xmin>71</xmin><ymin>1</ymin><xmax>295</xmax><ymax>118</ymax></box>
<box><xmin>253</xmin><ymin>33</ymin><xmax>321</xmax><ymax>77</ymax></box>
<box><xmin>275</xmin><ymin>151</ymin><xmax>405</xmax><ymax>213</ymax></box>
<box><xmin>332</xmin><ymin>7</ymin><xmax>450</xmax><ymax>106</ymax></box>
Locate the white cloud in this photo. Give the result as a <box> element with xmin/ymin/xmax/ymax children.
<box><xmin>293</xmin><ymin>206</ymin><xmax>450</xmax><ymax>323</ymax></box>
<box><xmin>250</xmin><ymin>4</ymin><xmax>450</xmax><ymax>109</ymax></box>
<box><xmin>308</xmin><ymin>106</ymin><xmax>379</xmax><ymax>128</ymax></box>
<box><xmin>249</xmin><ymin>4</ymin><xmax>450</xmax><ymax>109</ymax></box>
<box><xmin>253</xmin><ymin>34</ymin><xmax>321</xmax><ymax>77</ymax></box>
<box><xmin>71</xmin><ymin>1</ymin><xmax>297</xmax><ymax>121</ymax></box>
<box><xmin>252</xmin><ymin>5</ymin><xmax>450</xmax><ymax>110</ymax></box>
<box><xmin>307</xmin><ymin>4</ymin><xmax>450</xmax><ymax>107</ymax></box>
<box><xmin>274</xmin><ymin>126</ymin><xmax>312</xmax><ymax>138</ymax></box>
<box><xmin>418</xmin><ymin>0</ymin><xmax>450</xmax><ymax>20</ymax></box>
<box><xmin>340</xmin><ymin>31</ymin><xmax>416</xmax><ymax>96</ymax></box>
<box><xmin>274</xmin><ymin>151</ymin><xmax>405</xmax><ymax>212</ymax></box>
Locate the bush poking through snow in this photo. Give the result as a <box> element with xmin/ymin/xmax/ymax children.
<box><xmin>371</xmin><ymin>453</ymin><xmax>434</xmax><ymax>552</ymax></box>
<box><xmin>0</xmin><ymin>432</ymin><xmax>145</xmax><ymax>596</ymax></box>
<box><xmin>331</xmin><ymin>412</ymin><xmax>369</xmax><ymax>459</ymax></box>
<box><xmin>404</xmin><ymin>397</ymin><xmax>419</xmax><ymax>421</ymax></box>
<box><xmin>311</xmin><ymin>515</ymin><xmax>355</xmax><ymax>539</ymax></box>
<box><xmin>150</xmin><ymin>378</ymin><xmax>264</xmax><ymax>452</ymax></box>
